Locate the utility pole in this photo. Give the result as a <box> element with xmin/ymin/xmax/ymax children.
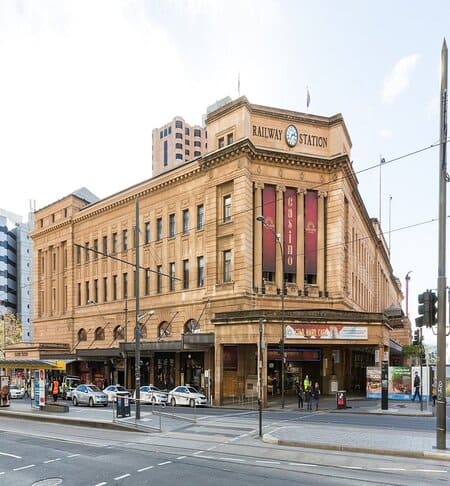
<box><xmin>436</xmin><ymin>38</ymin><xmax>447</xmax><ymax>451</ymax></box>
<box><xmin>135</xmin><ymin>197</ymin><xmax>141</xmax><ymax>420</ymax></box>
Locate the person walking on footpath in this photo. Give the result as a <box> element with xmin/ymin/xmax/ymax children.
<box><xmin>296</xmin><ymin>381</ymin><xmax>304</xmax><ymax>409</ymax></box>
<box><xmin>305</xmin><ymin>385</ymin><xmax>312</xmax><ymax>411</ymax></box>
<box><xmin>312</xmin><ymin>382</ymin><xmax>321</xmax><ymax>411</ymax></box>
<box><xmin>52</xmin><ymin>378</ymin><xmax>60</xmax><ymax>403</ymax></box>
<box><xmin>411</xmin><ymin>371</ymin><xmax>421</xmax><ymax>402</ymax></box>
<box><xmin>303</xmin><ymin>375</ymin><xmax>311</xmax><ymax>393</ymax></box>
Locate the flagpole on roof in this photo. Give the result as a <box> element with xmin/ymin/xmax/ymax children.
<box><xmin>306</xmin><ymin>86</ymin><xmax>310</xmax><ymax>112</ymax></box>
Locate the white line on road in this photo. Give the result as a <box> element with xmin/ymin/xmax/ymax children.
<box><xmin>137</xmin><ymin>466</ymin><xmax>154</xmax><ymax>472</ymax></box>
<box><xmin>44</xmin><ymin>458</ymin><xmax>61</xmax><ymax>463</ymax></box>
<box><xmin>94</xmin><ymin>482</ymin><xmax>107</xmax><ymax>486</ymax></box>
<box><xmin>192</xmin><ymin>451</ymin><xmax>204</xmax><ymax>455</ymax></box>
<box><xmin>157</xmin><ymin>461</ymin><xmax>172</xmax><ymax>466</ymax></box>
<box><xmin>219</xmin><ymin>457</ymin><xmax>245</xmax><ymax>462</ymax></box>
<box><xmin>256</xmin><ymin>460</ymin><xmax>280</xmax><ymax>465</ymax></box>
<box><xmin>207</xmin><ymin>446</ymin><xmax>217</xmax><ymax>450</ymax></box>
<box><xmin>114</xmin><ymin>473</ymin><xmax>131</xmax><ymax>480</ymax></box>
<box><xmin>378</xmin><ymin>468</ymin><xmax>405</xmax><ymax>471</ymax></box>
<box><xmin>13</xmin><ymin>464</ymin><xmax>35</xmax><ymax>471</ymax></box>
<box><xmin>176</xmin><ymin>456</ymin><xmax>186</xmax><ymax>460</ymax></box>
<box><xmin>289</xmin><ymin>463</ymin><xmax>318</xmax><ymax>467</ymax></box>
<box><xmin>67</xmin><ymin>454</ymin><xmax>80</xmax><ymax>458</ymax></box>
<box><xmin>415</xmin><ymin>469</ymin><xmax>447</xmax><ymax>473</ymax></box>
<box><xmin>341</xmin><ymin>466</ymin><xmax>363</xmax><ymax>470</ymax></box>
<box><xmin>0</xmin><ymin>452</ymin><xmax>22</xmax><ymax>459</ymax></box>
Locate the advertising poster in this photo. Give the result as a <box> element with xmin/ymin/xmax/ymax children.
<box><xmin>411</xmin><ymin>366</ymin><xmax>430</xmax><ymax>401</ymax></box>
<box><xmin>38</xmin><ymin>369</ymin><xmax>46</xmax><ymax>407</ymax></box>
<box><xmin>366</xmin><ymin>367</ymin><xmax>381</xmax><ymax>398</ymax></box>
<box><xmin>34</xmin><ymin>370</ymin><xmax>40</xmax><ymax>407</ymax></box>
<box><xmin>388</xmin><ymin>366</ymin><xmax>411</xmax><ymax>399</ymax></box>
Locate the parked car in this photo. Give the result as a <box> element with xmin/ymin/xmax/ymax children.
<box><xmin>60</xmin><ymin>375</ymin><xmax>81</xmax><ymax>400</ymax></box>
<box><xmin>133</xmin><ymin>385</ymin><xmax>168</xmax><ymax>405</ymax></box>
<box><xmin>103</xmin><ymin>384</ymin><xmax>131</xmax><ymax>402</ymax></box>
<box><xmin>72</xmin><ymin>384</ymin><xmax>108</xmax><ymax>407</ymax></box>
<box><xmin>167</xmin><ymin>385</ymin><xmax>207</xmax><ymax>407</ymax></box>
<box><xmin>8</xmin><ymin>384</ymin><xmax>25</xmax><ymax>399</ymax></box>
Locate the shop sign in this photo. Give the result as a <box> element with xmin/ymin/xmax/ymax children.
<box><xmin>285</xmin><ymin>324</ymin><xmax>368</xmax><ymax>340</ymax></box>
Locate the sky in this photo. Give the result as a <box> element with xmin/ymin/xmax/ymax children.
<box><xmin>0</xmin><ymin>0</ymin><xmax>449</xmax><ymax>349</ymax></box>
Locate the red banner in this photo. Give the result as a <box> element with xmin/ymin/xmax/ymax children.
<box><xmin>262</xmin><ymin>186</ymin><xmax>276</xmax><ymax>273</ymax></box>
<box><xmin>284</xmin><ymin>188</ymin><xmax>297</xmax><ymax>273</ymax></box>
<box><xmin>304</xmin><ymin>190</ymin><xmax>317</xmax><ymax>275</ymax></box>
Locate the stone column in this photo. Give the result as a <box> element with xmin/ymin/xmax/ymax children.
<box><xmin>297</xmin><ymin>189</ymin><xmax>306</xmax><ymax>293</ymax></box>
<box><xmin>254</xmin><ymin>183</ymin><xmax>264</xmax><ymax>292</ymax></box>
<box><xmin>317</xmin><ymin>192</ymin><xmax>327</xmax><ymax>293</ymax></box>
<box><xmin>276</xmin><ymin>185</ymin><xmax>285</xmax><ymax>291</ymax></box>
<box><xmin>214</xmin><ymin>342</ymin><xmax>223</xmax><ymax>406</ymax></box>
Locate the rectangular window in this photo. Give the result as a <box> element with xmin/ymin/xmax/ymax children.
<box><xmin>224</xmin><ymin>250</ymin><xmax>232</xmax><ymax>283</ymax></box>
<box><xmin>157</xmin><ymin>265</ymin><xmax>162</xmax><ymax>293</ymax></box>
<box><xmin>52</xmin><ymin>252</ymin><xmax>56</xmax><ymax>272</ymax></box>
<box><xmin>112</xmin><ymin>232</ymin><xmax>118</xmax><ymax>253</ymax></box>
<box><xmin>160</xmin><ymin>130</ymin><xmax>163</xmax><ymax>139</ymax></box>
<box><xmin>175</xmin><ymin>120</ymin><xmax>183</xmax><ymax>129</ymax></box>
<box><xmin>133</xmin><ymin>270</ymin><xmax>137</xmax><ymax>298</ymax></box>
<box><xmin>183</xmin><ymin>259</ymin><xmax>189</xmax><ymax>289</ymax></box>
<box><xmin>94</xmin><ymin>279</ymin><xmax>98</xmax><ymax>303</ymax></box>
<box><xmin>103</xmin><ymin>277</ymin><xmax>108</xmax><ymax>302</ymax></box>
<box><xmin>194</xmin><ymin>140</ymin><xmax>201</xmax><ymax>147</ymax></box>
<box><xmin>185</xmin><ymin>127</ymin><xmax>190</xmax><ymax>136</ymax></box>
<box><xmin>175</xmin><ymin>153</ymin><xmax>183</xmax><ymax>160</ymax></box>
<box><xmin>113</xmin><ymin>275</ymin><xmax>118</xmax><ymax>300</ymax></box>
<box><xmin>85</xmin><ymin>242</ymin><xmax>90</xmax><ymax>263</ymax></box>
<box><xmin>85</xmin><ymin>281</ymin><xmax>90</xmax><ymax>304</ymax></box>
<box><xmin>175</xmin><ymin>132</ymin><xmax>183</xmax><ymax>139</ymax></box>
<box><xmin>76</xmin><ymin>245</ymin><xmax>81</xmax><ymax>264</ymax></box>
<box><xmin>164</xmin><ymin>128</ymin><xmax>167</xmax><ymax>136</ymax></box>
<box><xmin>156</xmin><ymin>218</ymin><xmax>163</xmax><ymax>241</ymax></box>
<box><xmin>197</xmin><ymin>204</ymin><xmax>204</xmax><ymax>230</ymax></box>
<box><xmin>164</xmin><ymin>140</ymin><xmax>168</xmax><ymax>166</ymax></box>
<box><xmin>145</xmin><ymin>222</ymin><xmax>150</xmax><ymax>244</ymax></box>
<box><xmin>223</xmin><ymin>195</ymin><xmax>231</xmax><ymax>222</ymax></box>
<box><xmin>197</xmin><ymin>256</ymin><xmax>204</xmax><ymax>287</ymax></box>
<box><xmin>77</xmin><ymin>283</ymin><xmax>81</xmax><ymax>306</ymax></box>
<box><xmin>93</xmin><ymin>239</ymin><xmax>98</xmax><ymax>259</ymax></box>
<box><xmin>185</xmin><ymin>139</ymin><xmax>190</xmax><ymax>146</ymax></box>
<box><xmin>194</xmin><ymin>151</ymin><xmax>201</xmax><ymax>157</ymax></box>
<box><xmin>123</xmin><ymin>272</ymin><xmax>128</xmax><ymax>299</ymax></box>
<box><xmin>175</xmin><ymin>142</ymin><xmax>183</xmax><ymax>149</ymax></box>
<box><xmin>122</xmin><ymin>229</ymin><xmax>128</xmax><ymax>251</ymax></box>
<box><xmin>169</xmin><ymin>262</ymin><xmax>175</xmax><ymax>291</ymax></box>
<box><xmin>102</xmin><ymin>236</ymin><xmax>108</xmax><ymax>256</ymax></box>
<box><xmin>169</xmin><ymin>214</ymin><xmax>175</xmax><ymax>238</ymax></box>
<box><xmin>227</xmin><ymin>133</ymin><xmax>234</xmax><ymax>145</ymax></box>
<box><xmin>218</xmin><ymin>137</ymin><xmax>225</xmax><ymax>148</ymax></box>
<box><xmin>194</xmin><ymin>128</ymin><xmax>201</xmax><ymax>137</ymax></box>
<box><xmin>145</xmin><ymin>268</ymin><xmax>150</xmax><ymax>295</ymax></box>
<box><xmin>185</xmin><ymin>149</ymin><xmax>190</xmax><ymax>156</ymax></box>
<box><xmin>182</xmin><ymin>209</ymin><xmax>189</xmax><ymax>234</ymax></box>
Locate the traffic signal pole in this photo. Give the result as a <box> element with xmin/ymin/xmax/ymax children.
<box><xmin>436</xmin><ymin>38</ymin><xmax>447</xmax><ymax>451</ymax></box>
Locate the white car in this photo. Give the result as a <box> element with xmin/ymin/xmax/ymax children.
<box><xmin>167</xmin><ymin>385</ymin><xmax>207</xmax><ymax>407</ymax></box>
<box><xmin>8</xmin><ymin>385</ymin><xmax>25</xmax><ymax>399</ymax></box>
<box><xmin>103</xmin><ymin>384</ymin><xmax>131</xmax><ymax>402</ymax></box>
<box><xmin>133</xmin><ymin>385</ymin><xmax>168</xmax><ymax>405</ymax></box>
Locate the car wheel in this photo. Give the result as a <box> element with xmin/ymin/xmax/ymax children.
<box><xmin>72</xmin><ymin>396</ymin><xmax>78</xmax><ymax>406</ymax></box>
<box><xmin>189</xmin><ymin>399</ymin><xmax>195</xmax><ymax>408</ymax></box>
<box><xmin>151</xmin><ymin>397</ymin><xmax>157</xmax><ymax>406</ymax></box>
<box><xmin>63</xmin><ymin>392</ymin><xmax>67</xmax><ymax>400</ymax></box>
<box><xmin>103</xmin><ymin>403</ymin><xmax>108</xmax><ymax>407</ymax></box>
<box><xmin>89</xmin><ymin>398</ymin><xmax>94</xmax><ymax>407</ymax></box>
<box><xmin>171</xmin><ymin>397</ymin><xmax>176</xmax><ymax>407</ymax></box>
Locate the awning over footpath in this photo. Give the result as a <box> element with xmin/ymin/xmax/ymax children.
<box><xmin>0</xmin><ymin>359</ymin><xmax>72</xmax><ymax>370</ymax></box>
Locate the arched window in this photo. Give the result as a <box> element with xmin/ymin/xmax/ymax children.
<box><xmin>158</xmin><ymin>321</ymin><xmax>172</xmax><ymax>338</ymax></box>
<box><xmin>94</xmin><ymin>327</ymin><xmax>105</xmax><ymax>340</ymax></box>
<box><xmin>78</xmin><ymin>328</ymin><xmax>87</xmax><ymax>341</ymax></box>
<box><xmin>184</xmin><ymin>319</ymin><xmax>199</xmax><ymax>334</ymax></box>
<box><xmin>113</xmin><ymin>325</ymin><xmax>124</xmax><ymax>340</ymax></box>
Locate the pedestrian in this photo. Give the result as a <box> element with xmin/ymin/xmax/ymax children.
<box><xmin>305</xmin><ymin>385</ymin><xmax>312</xmax><ymax>411</ymax></box>
<box><xmin>312</xmin><ymin>382</ymin><xmax>321</xmax><ymax>411</ymax></box>
<box><xmin>411</xmin><ymin>371</ymin><xmax>421</xmax><ymax>402</ymax></box>
<box><xmin>431</xmin><ymin>379</ymin><xmax>437</xmax><ymax>406</ymax></box>
<box><xmin>303</xmin><ymin>374</ymin><xmax>311</xmax><ymax>392</ymax></box>
<box><xmin>52</xmin><ymin>378</ymin><xmax>60</xmax><ymax>403</ymax></box>
<box><xmin>296</xmin><ymin>382</ymin><xmax>304</xmax><ymax>409</ymax></box>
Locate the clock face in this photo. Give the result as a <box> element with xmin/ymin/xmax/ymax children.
<box><xmin>285</xmin><ymin>125</ymin><xmax>298</xmax><ymax>147</ymax></box>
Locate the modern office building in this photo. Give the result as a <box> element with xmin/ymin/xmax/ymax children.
<box><xmin>0</xmin><ymin>208</ymin><xmax>33</xmax><ymax>342</ymax></box>
<box><xmin>29</xmin><ymin>97</ymin><xmax>409</xmax><ymax>404</ymax></box>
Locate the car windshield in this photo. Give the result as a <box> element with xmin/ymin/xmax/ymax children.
<box><xmin>87</xmin><ymin>385</ymin><xmax>101</xmax><ymax>392</ymax></box>
<box><xmin>9</xmin><ymin>385</ymin><xmax>18</xmax><ymax>390</ymax></box>
<box><xmin>116</xmin><ymin>386</ymin><xmax>127</xmax><ymax>392</ymax></box>
<box><xmin>187</xmin><ymin>386</ymin><xmax>199</xmax><ymax>393</ymax></box>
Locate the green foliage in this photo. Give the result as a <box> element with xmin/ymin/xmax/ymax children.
<box><xmin>0</xmin><ymin>313</ymin><xmax>23</xmax><ymax>349</ymax></box>
<box><xmin>402</xmin><ymin>344</ymin><xmax>422</xmax><ymax>357</ymax></box>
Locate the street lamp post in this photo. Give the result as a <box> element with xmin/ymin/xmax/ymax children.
<box><xmin>258</xmin><ymin>318</ymin><xmax>266</xmax><ymax>437</ymax></box>
<box><xmin>256</xmin><ymin>215</ymin><xmax>286</xmax><ymax>409</ymax></box>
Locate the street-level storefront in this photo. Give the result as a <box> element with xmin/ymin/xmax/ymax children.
<box><xmin>213</xmin><ymin>308</ymin><xmax>401</xmax><ymax>406</ymax></box>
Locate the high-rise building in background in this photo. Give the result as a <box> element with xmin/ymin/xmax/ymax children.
<box><xmin>152</xmin><ymin>116</ymin><xmax>207</xmax><ymax>177</ymax></box>
<box><xmin>0</xmin><ymin>208</ymin><xmax>33</xmax><ymax>341</ymax></box>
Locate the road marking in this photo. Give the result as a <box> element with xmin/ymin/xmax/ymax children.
<box><xmin>67</xmin><ymin>454</ymin><xmax>80</xmax><ymax>458</ymax></box>
<box><xmin>219</xmin><ymin>457</ymin><xmax>245</xmax><ymax>462</ymax></box>
<box><xmin>94</xmin><ymin>482</ymin><xmax>107</xmax><ymax>486</ymax></box>
<box><xmin>289</xmin><ymin>463</ymin><xmax>318</xmax><ymax>467</ymax></box>
<box><xmin>192</xmin><ymin>451</ymin><xmax>204</xmax><ymax>455</ymax></box>
<box><xmin>256</xmin><ymin>460</ymin><xmax>280</xmax><ymax>465</ymax></box>
<box><xmin>415</xmin><ymin>469</ymin><xmax>447</xmax><ymax>473</ymax></box>
<box><xmin>0</xmin><ymin>472</ymin><xmax>5</xmax><ymax>475</ymax></box>
<box><xmin>44</xmin><ymin>458</ymin><xmax>61</xmax><ymax>463</ymax></box>
<box><xmin>0</xmin><ymin>452</ymin><xmax>22</xmax><ymax>459</ymax></box>
<box><xmin>13</xmin><ymin>464</ymin><xmax>35</xmax><ymax>471</ymax></box>
<box><xmin>157</xmin><ymin>461</ymin><xmax>171</xmax><ymax>466</ymax></box>
<box><xmin>176</xmin><ymin>456</ymin><xmax>186</xmax><ymax>460</ymax></box>
<box><xmin>378</xmin><ymin>468</ymin><xmax>405</xmax><ymax>471</ymax></box>
<box><xmin>114</xmin><ymin>473</ymin><xmax>131</xmax><ymax>480</ymax></box>
<box><xmin>137</xmin><ymin>466</ymin><xmax>153</xmax><ymax>472</ymax></box>
<box><xmin>341</xmin><ymin>466</ymin><xmax>363</xmax><ymax>470</ymax></box>
<box><xmin>207</xmin><ymin>446</ymin><xmax>217</xmax><ymax>450</ymax></box>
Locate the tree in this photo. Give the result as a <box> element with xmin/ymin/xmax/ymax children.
<box><xmin>0</xmin><ymin>313</ymin><xmax>23</xmax><ymax>353</ymax></box>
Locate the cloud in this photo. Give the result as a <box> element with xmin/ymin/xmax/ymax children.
<box><xmin>380</xmin><ymin>129</ymin><xmax>392</xmax><ymax>139</ymax></box>
<box><xmin>382</xmin><ymin>54</ymin><xmax>420</xmax><ymax>103</ymax></box>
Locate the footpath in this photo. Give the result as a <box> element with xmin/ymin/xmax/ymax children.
<box><xmin>1</xmin><ymin>395</ymin><xmax>449</xmax><ymax>462</ymax></box>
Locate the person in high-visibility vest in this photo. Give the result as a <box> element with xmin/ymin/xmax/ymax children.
<box><xmin>52</xmin><ymin>379</ymin><xmax>60</xmax><ymax>402</ymax></box>
<box><xmin>303</xmin><ymin>375</ymin><xmax>311</xmax><ymax>392</ymax></box>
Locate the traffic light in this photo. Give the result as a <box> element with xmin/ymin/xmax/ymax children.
<box><xmin>412</xmin><ymin>328</ymin><xmax>421</xmax><ymax>345</ymax></box>
<box><xmin>416</xmin><ymin>290</ymin><xmax>438</xmax><ymax>328</ymax></box>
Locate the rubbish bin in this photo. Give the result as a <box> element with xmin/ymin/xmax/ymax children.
<box><xmin>336</xmin><ymin>390</ymin><xmax>347</xmax><ymax>409</ymax></box>
<box><xmin>116</xmin><ymin>391</ymin><xmax>131</xmax><ymax>418</ymax></box>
